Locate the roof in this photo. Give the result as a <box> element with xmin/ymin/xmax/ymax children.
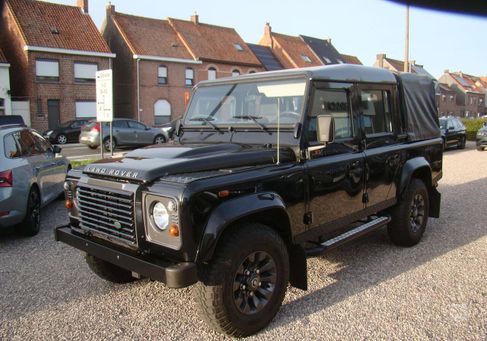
<box><xmin>438</xmin><ymin>83</ymin><xmax>456</xmax><ymax>93</ymax></box>
<box><xmin>247</xmin><ymin>43</ymin><xmax>283</xmax><ymax>71</ymax></box>
<box><xmin>340</xmin><ymin>53</ymin><xmax>363</xmax><ymax>65</ymax></box>
<box><xmin>168</xmin><ymin>18</ymin><xmax>261</xmax><ymax>66</ymax></box>
<box><xmin>448</xmin><ymin>72</ymin><xmax>485</xmax><ymax>94</ymax></box>
<box><xmin>384</xmin><ymin>56</ymin><xmax>406</xmax><ymax>72</ymax></box>
<box><xmin>111</xmin><ymin>12</ymin><xmax>193</xmax><ymax>59</ymax></box>
<box><xmin>0</xmin><ymin>48</ymin><xmax>7</xmax><ymax>63</ymax></box>
<box><xmin>6</xmin><ymin>0</ymin><xmax>111</xmax><ymax>54</ymax></box>
<box><xmin>300</xmin><ymin>35</ymin><xmax>344</xmax><ymax>65</ymax></box>
<box><xmin>270</xmin><ymin>33</ymin><xmax>322</xmax><ymax>68</ymax></box>
<box><xmin>197</xmin><ymin>64</ymin><xmax>397</xmax><ymax>87</ymax></box>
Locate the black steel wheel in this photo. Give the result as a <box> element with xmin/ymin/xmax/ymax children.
<box><xmin>56</xmin><ymin>134</ymin><xmax>67</xmax><ymax>144</ymax></box>
<box><xmin>388</xmin><ymin>178</ymin><xmax>429</xmax><ymax>246</ymax></box>
<box><xmin>20</xmin><ymin>187</ymin><xmax>41</xmax><ymax>236</ymax></box>
<box><xmin>194</xmin><ymin>223</ymin><xmax>289</xmax><ymax>337</ymax></box>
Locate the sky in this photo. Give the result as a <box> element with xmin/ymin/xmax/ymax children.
<box><xmin>44</xmin><ymin>0</ymin><xmax>487</xmax><ymax>79</ymax></box>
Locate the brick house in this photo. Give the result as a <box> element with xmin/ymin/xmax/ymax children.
<box><xmin>0</xmin><ymin>48</ymin><xmax>12</xmax><ymax>116</ymax></box>
<box><xmin>102</xmin><ymin>7</ymin><xmax>263</xmax><ymax>125</ymax></box>
<box><xmin>257</xmin><ymin>23</ymin><xmax>362</xmax><ymax>69</ymax></box>
<box><xmin>0</xmin><ymin>0</ymin><xmax>114</xmax><ymax>131</ymax></box>
<box><xmin>439</xmin><ymin>70</ymin><xmax>486</xmax><ymax>117</ymax></box>
<box><xmin>436</xmin><ymin>83</ymin><xmax>458</xmax><ymax>116</ymax></box>
<box><xmin>374</xmin><ymin>53</ymin><xmax>434</xmax><ymax>78</ymax></box>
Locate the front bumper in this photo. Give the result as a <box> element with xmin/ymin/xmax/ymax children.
<box><xmin>55</xmin><ymin>225</ymin><xmax>198</xmax><ymax>288</ymax></box>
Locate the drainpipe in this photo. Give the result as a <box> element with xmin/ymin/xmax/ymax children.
<box><xmin>136</xmin><ymin>58</ymin><xmax>141</xmax><ymax>122</ymax></box>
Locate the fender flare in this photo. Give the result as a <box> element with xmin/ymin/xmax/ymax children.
<box><xmin>195</xmin><ymin>192</ymin><xmax>291</xmax><ymax>263</ymax></box>
<box><xmin>398</xmin><ymin>157</ymin><xmax>432</xmax><ymax>196</ymax></box>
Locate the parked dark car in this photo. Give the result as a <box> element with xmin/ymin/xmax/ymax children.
<box><xmin>0</xmin><ymin>115</ymin><xmax>25</xmax><ymax>126</ymax></box>
<box><xmin>56</xmin><ymin>65</ymin><xmax>442</xmax><ymax>337</ymax></box>
<box><xmin>439</xmin><ymin>116</ymin><xmax>466</xmax><ymax>149</ymax></box>
<box><xmin>476</xmin><ymin>122</ymin><xmax>487</xmax><ymax>151</ymax></box>
<box><xmin>79</xmin><ymin>118</ymin><xmax>169</xmax><ymax>151</ymax></box>
<box><xmin>43</xmin><ymin>119</ymin><xmax>90</xmax><ymax>145</ymax></box>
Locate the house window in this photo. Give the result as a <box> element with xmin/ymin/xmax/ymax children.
<box><xmin>185</xmin><ymin>68</ymin><xmax>194</xmax><ymax>86</ymax></box>
<box><xmin>442</xmin><ymin>95</ymin><xmax>446</xmax><ymax>102</ymax></box>
<box><xmin>234</xmin><ymin>43</ymin><xmax>244</xmax><ymax>51</ymax></box>
<box><xmin>0</xmin><ymin>98</ymin><xmax>4</xmax><ymax>115</ymax></box>
<box><xmin>75</xmin><ymin>101</ymin><xmax>96</xmax><ymax>118</ymax></box>
<box><xmin>74</xmin><ymin>63</ymin><xmax>97</xmax><ymax>83</ymax></box>
<box><xmin>337</xmin><ymin>59</ymin><xmax>344</xmax><ymax>64</ymax></box>
<box><xmin>249</xmin><ymin>70</ymin><xmax>256</xmax><ymax>74</ymax></box>
<box><xmin>323</xmin><ymin>57</ymin><xmax>332</xmax><ymax>64</ymax></box>
<box><xmin>158</xmin><ymin>66</ymin><xmax>168</xmax><ymax>85</ymax></box>
<box><xmin>232</xmin><ymin>69</ymin><xmax>240</xmax><ymax>77</ymax></box>
<box><xmin>154</xmin><ymin>99</ymin><xmax>171</xmax><ymax>125</ymax></box>
<box><xmin>301</xmin><ymin>54</ymin><xmax>312</xmax><ymax>63</ymax></box>
<box><xmin>208</xmin><ymin>67</ymin><xmax>217</xmax><ymax>80</ymax></box>
<box><xmin>36</xmin><ymin>98</ymin><xmax>43</xmax><ymax>117</ymax></box>
<box><xmin>450</xmin><ymin>95</ymin><xmax>454</xmax><ymax>102</ymax></box>
<box><xmin>36</xmin><ymin>59</ymin><xmax>59</xmax><ymax>82</ymax></box>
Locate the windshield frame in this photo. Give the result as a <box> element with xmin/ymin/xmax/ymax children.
<box><xmin>182</xmin><ymin>75</ymin><xmax>310</xmax><ymax>131</ymax></box>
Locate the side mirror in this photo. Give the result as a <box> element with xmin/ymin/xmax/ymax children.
<box><xmin>175</xmin><ymin>119</ymin><xmax>183</xmax><ymax>137</ymax></box>
<box><xmin>145</xmin><ymin>126</ymin><xmax>151</xmax><ymax>130</ymax></box>
<box><xmin>316</xmin><ymin>115</ymin><xmax>335</xmax><ymax>144</ymax></box>
<box><xmin>52</xmin><ymin>145</ymin><xmax>62</xmax><ymax>154</ymax></box>
<box><xmin>293</xmin><ymin>122</ymin><xmax>302</xmax><ymax>139</ymax></box>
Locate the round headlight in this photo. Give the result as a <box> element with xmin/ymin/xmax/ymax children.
<box><xmin>73</xmin><ymin>188</ymin><xmax>80</xmax><ymax>209</ymax></box>
<box><xmin>152</xmin><ymin>202</ymin><xmax>169</xmax><ymax>230</ymax></box>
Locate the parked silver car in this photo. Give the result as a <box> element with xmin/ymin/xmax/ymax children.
<box><xmin>0</xmin><ymin>125</ymin><xmax>69</xmax><ymax>235</ymax></box>
<box><xmin>79</xmin><ymin>119</ymin><xmax>169</xmax><ymax>151</ymax></box>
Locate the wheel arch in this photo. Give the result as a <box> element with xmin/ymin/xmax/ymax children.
<box><xmin>195</xmin><ymin>192</ymin><xmax>308</xmax><ymax>290</ymax></box>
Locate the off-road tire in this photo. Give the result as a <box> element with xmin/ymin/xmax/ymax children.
<box><xmin>194</xmin><ymin>223</ymin><xmax>289</xmax><ymax>337</ymax></box>
<box><xmin>85</xmin><ymin>255</ymin><xmax>136</xmax><ymax>284</ymax></box>
<box><xmin>457</xmin><ymin>136</ymin><xmax>466</xmax><ymax>149</ymax></box>
<box><xmin>19</xmin><ymin>187</ymin><xmax>41</xmax><ymax>236</ymax></box>
<box><xmin>388</xmin><ymin>178</ymin><xmax>429</xmax><ymax>247</ymax></box>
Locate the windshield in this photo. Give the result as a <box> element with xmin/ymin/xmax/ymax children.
<box><xmin>184</xmin><ymin>78</ymin><xmax>307</xmax><ymax>128</ymax></box>
<box><xmin>439</xmin><ymin>119</ymin><xmax>447</xmax><ymax>129</ymax></box>
<box><xmin>59</xmin><ymin>121</ymin><xmax>73</xmax><ymax>128</ymax></box>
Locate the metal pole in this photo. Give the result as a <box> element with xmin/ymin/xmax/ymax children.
<box><xmin>136</xmin><ymin>58</ymin><xmax>141</xmax><ymax>122</ymax></box>
<box><xmin>110</xmin><ymin>121</ymin><xmax>113</xmax><ymax>157</ymax></box>
<box><xmin>404</xmin><ymin>5</ymin><xmax>409</xmax><ymax>72</ymax></box>
<box><xmin>100</xmin><ymin>122</ymin><xmax>104</xmax><ymax>159</ymax></box>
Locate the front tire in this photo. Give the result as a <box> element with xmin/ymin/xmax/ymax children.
<box><xmin>56</xmin><ymin>134</ymin><xmax>67</xmax><ymax>144</ymax></box>
<box><xmin>194</xmin><ymin>223</ymin><xmax>289</xmax><ymax>337</ymax></box>
<box><xmin>153</xmin><ymin>134</ymin><xmax>166</xmax><ymax>144</ymax></box>
<box><xmin>388</xmin><ymin>178</ymin><xmax>429</xmax><ymax>247</ymax></box>
<box><xmin>88</xmin><ymin>145</ymin><xmax>98</xmax><ymax>150</ymax></box>
<box><xmin>19</xmin><ymin>187</ymin><xmax>41</xmax><ymax>236</ymax></box>
<box><xmin>85</xmin><ymin>255</ymin><xmax>136</xmax><ymax>284</ymax></box>
<box><xmin>457</xmin><ymin>136</ymin><xmax>466</xmax><ymax>149</ymax></box>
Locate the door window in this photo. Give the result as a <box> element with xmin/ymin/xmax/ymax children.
<box><xmin>15</xmin><ymin>130</ymin><xmax>44</xmax><ymax>155</ymax></box>
<box><xmin>308</xmin><ymin>89</ymin><xmax>353</xmax><ymax>143</ymax></box>
<box><xmin>360</xmin><ymin>90</ymin><xmax>392</xmax><ymax>135</ymax></box>
<box><xmin>3</xmin><ymin>134</ymin><xmax>21</xmax><ymax>158</ymax></box>
<box><xmin>127</xmin><ymin>121</ymin><xmax>146</xmax><ymax>130</ymax></box>
<box><xmin>31</xmin><ymin>131</ymin><xmax>51</xmax><ymax>153</ymax></box>
<box><xmin>112</xmin><ymin>120</ymin><xmax>128</xmax><ymax>128</ymax></box>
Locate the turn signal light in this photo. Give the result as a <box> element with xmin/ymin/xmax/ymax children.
<box><xmin>0</xmin><ymin>170</ymin><xmax>13</xmax><ymax>187</ymax></box>
<box><xmin>65</xmin><ymin>199</ymin><xmax>74</xmax><ymax>209</ymax></box>
<box><xmin>218</xmin><ymin>190</ymin><xmax>230</xmax><ymax>198</ymax></box>
<box><xmin>169</xmin><ymin>224</ymin><xmax>180</xmax><ymax>237</ymax></box>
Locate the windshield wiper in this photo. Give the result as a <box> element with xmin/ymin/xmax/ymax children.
<box><xmin>189</xmin><ymin>116</ymin><xmax>222</xmax><ymax>133</ymax></box>
<box><xmin>234</xmin><ymin>115</ymin><xmax>268</xmax><ymax>132</ymax></box>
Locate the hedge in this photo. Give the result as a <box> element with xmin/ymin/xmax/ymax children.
<box><xmin>460</xmin><ymin>118</ymin><xmax>487</xmax><ymax>141</ymax></box>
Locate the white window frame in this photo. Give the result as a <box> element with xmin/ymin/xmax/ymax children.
<box><xmin>301</xmin><ymin>54</ymin><xmax>312</xmax><ymax>63</ymax></box>
<box><xmin>36</xmin><ymin>59</ymin><xmax>59</xmax><ymax>81</ymax></box>
<box><xmin>208</xmin><ymin>67</ymin><xmax>217</xmax><ymax>80</ymax></box>
<box><xmin>154</xmin><ymin>99</ymin><xmax>171</xmax><ymax>125</ymax></box>
<box><xmin>185</xmin><ymin>68</ymin><xmax>194</xmax><ymax>86</ymax></box>
<box><xmin>74</xmin><ymin>62</ymin><xmax>97</xmax><ymax>82</ymax></box>
<box><xmin>232</xmin><ymin>69</ymin><xmax>240</xmax><ymax>77</ymax></box>
<box><xmin>158</xmin><ymin>66</ymin><xmax>168</xmax><ymax>85</ymax></box>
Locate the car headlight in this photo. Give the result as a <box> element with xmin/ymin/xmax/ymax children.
<box><xmin>45</xmin><ymin>130</ymin><xmax>53</xmax><ymax>136</ymax></box>
<box><xmin>152</xmin><ymin>202</ymin><xmax>169</xmax><ymax>230</ymax></box>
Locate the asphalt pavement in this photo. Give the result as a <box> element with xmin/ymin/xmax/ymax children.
<box><xmin>0</xmin><ymin>142</ymin><xmax>486</xmax><ymax>340</ymax></box>
<box><xmin>57</xmin><ymin>143</ymin><xmax>128</xmax><ymax>161</ymax></box>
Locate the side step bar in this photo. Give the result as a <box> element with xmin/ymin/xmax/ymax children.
<box><xmin>305</xmin><ymin>216</ymin><xmax>391</xmax><ymax>257</ymax></box>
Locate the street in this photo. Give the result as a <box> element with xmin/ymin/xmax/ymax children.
<box><xmin>57</xmin><ymin>143</ymin><xmax>129</xmax><ymax>161</ymax></box>
<box><xmin>0</xmin><ymin>143</ymin><xmax>486</xmax><ymax>340</ymax></box>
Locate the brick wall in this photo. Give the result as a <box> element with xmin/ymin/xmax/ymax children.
<box><xmin>437</xmin><ymin>90</ymin><xmax>458</xmax><ymax>116</ymax></box>
<box><xmin>27</xmin><ymin>52</ymin><xmax>110</xmax><ymax>131</ymax></box>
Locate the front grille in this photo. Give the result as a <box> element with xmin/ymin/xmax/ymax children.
<box><xmin>77</xmin><ymin>185</ymin><xmax>136</xmax><ymax>245</ymax></box>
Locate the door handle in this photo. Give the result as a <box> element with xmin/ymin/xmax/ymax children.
<box><xmin>349</xmin><ymin>160</ymin><xmax>361</xmax><ymax>169</ymax></box>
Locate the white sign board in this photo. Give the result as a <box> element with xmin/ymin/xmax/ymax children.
<box><xmin>96</xmin><ymin>69</ymin><xmax>113</xmax><ymax>122</ymax></box>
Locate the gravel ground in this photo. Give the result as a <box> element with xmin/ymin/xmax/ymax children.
<box><xmin>1</xmin><ymin>142</ymin><xmax>486</xmax><ymax>340</ymax></box>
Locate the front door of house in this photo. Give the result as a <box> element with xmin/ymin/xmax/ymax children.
<box><xmin>47</xmin><ymin>99</ymin><xmax>60</xmax><ymax>129</ymax></box>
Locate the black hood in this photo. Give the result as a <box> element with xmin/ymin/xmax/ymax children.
<box><xmin>82</xmin><ymin>143</ymin><xmax>295</xmax><ymax>182</ymax></box>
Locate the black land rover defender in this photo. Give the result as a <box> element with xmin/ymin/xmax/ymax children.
<box><xmin>56</xmin><ymin>65</ymin><xmax>442</xmax><ymax>337</ymax></box>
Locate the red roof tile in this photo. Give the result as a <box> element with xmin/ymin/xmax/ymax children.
<box><xmin>6</xmin><ymin>0</ymin><xmax>110</xmax><ymax>53</ymax></box>
<box><xmin>340</xmin><ymin>53</ymin><xmax>362</xmax><ymax>65</ymax></box>
<box><xmin>168</xmin><ymin>18</ymin><xmax>261</xmax><ymax>66</ymax></box>
<box><xmin>111</xmin><ymin>13</ymin><xmax>193</xmax><ymax>59</ymax></box>
<box><xmin>0</xmin><ymin>48</ymin><xmax>8</xmax><ymax>63</ymax></box>
<box><xmin>449</xmin><ymin>72</ymin><xmax>485</xmax><ymax>93</ymax></box>
<box><xmin>271</xmin><ymin>33</ymin><xmax>322</xmax><ymax>68</ymax></box>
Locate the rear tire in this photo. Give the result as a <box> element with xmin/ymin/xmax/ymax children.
<box><xmin>477</xmin><ymin>147</ymin><xmax>485</xmax><ymax>151</ymax></box>
<box><xmin>85</xmin><ymin>255</ymin><xmax>136</xmax><ymax>284</ymax></box>
<box><xmin>19</xmin><ymin>187</ymin><xmax>41</xmax><ymax>236</ymax></box>
<box><xmin>458</xmin><ymin>136</ymin><xmax>466</xmax><ymax>149</ymax></box>
<box><xmin>194</xmin><ymin>223</ymin><xmax>289</xmax><ymax>337</ymax></box>
<box><xmin>56</xmin><ymin>134</ymin><xmax>67</xmax><ymax>144</ymax></box>
<box><xmin>388</xmin><ymin>178</ymin><xmax>429</xmax><ymax>247</ymax></box>
<box><xmin>88</xmin><ymin>145</ymin><xmax>98</xmax><ymax>150</ymax></box>
<box><xmin>103</xmin><ymin>137</ymin><xmax>117</xmax><ymax>152</ymax></box>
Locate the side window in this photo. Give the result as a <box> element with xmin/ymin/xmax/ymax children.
<box><xmin>71</xmin><ymin>121</ymin><xmax>83</xmax><ymax>128</ymax></box>
<box><xmin>16</xmin><ymin>130</ymin><xmax>43</xmax><ymax>155</ymax></box>
<box><xmin>112</xmin><ymin>120</ymin><xmax>128</xmax><ymax>129</ymax></box>
<box><xmin>360</xmin><ymin>90</ymin><xmax>393</xmax><ymax>135</ymax></box>
<box><xmin>308</xmin><ymin>89</ymin><xmax>352</xmax><ymax>142</ymax></box>
<box><xmin>127</xmin><ymin>121</ymin><xmax>146</xmax><ymax>130</ymax></box>
<box><xmin>447</xmin><ymin>119</ymin><xmax>455</xmax><ymax>130</ymax></box>
<box><xmin>3</xmin><ymin>133</ymin><xmax>21</xmax><ymax>158</ymax></box>
<box><xmin>31</xmin><ymin>131</ymin><xmax>51</xmax><ymax>153</ymax></box>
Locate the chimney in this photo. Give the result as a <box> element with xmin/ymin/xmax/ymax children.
<box><xmin>106</xmin><ymin>2</ymin><xmax>115</xmax><ymax>16</ymax></box>
<box><xmin>191</xmin><ymin>12</ymin><xmax>199</xmax><ymax>24</ymax></box>
<box><xmin>325</xmin><ymin>38</ymin><xmax>332</xmax><ymax>44</ymax></box>
<box><xmin>260</xmin><ymin>22</ymin><xmax>273</xmax><ymax>48</ymax></box>
<box><xmin>77</xmin><ymin>0</ymin><xmax>88</xmax><ymax>14</ymax></box>
<box><xmin>377</xmin><ymin>53</ymin><xmax>386</xmax><ymax>68</ymax></box>
<box><xmin>444</xmin><ymin>69</ymin><xmax>449</xmax><ymax>74</ymax></box>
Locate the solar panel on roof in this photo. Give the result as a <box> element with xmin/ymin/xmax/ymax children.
<box><xmin>247</xmin><ymin>44</ymin><xmax>283</xmax><ymax>71</ymax></box>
